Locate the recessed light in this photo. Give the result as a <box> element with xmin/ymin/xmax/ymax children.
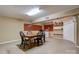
<box><xmin>25</xmin><ymin>8</ymin><xmax>41</xmax><ymax>16</ymax></box>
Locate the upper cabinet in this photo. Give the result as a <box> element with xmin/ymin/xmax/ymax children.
<box><xmin>24</xmin><ymin>24</ymin><xmax>42</xmax><ymax>31</ymax></box>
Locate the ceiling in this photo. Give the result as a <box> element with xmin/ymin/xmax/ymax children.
<box><xmin>0</xmin><ymin>5</ymin><xmax>79</xmax><ymax>22</ymax></box>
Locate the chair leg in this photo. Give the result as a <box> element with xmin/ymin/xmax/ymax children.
<box><xmin>41</xmin><ymin>39</ymin><xmax>43</xmax><ymax>45</ymax></box>
<box><xmin>34</xmin><ymin>39</ymin><xmax>37</xmax><ymax>46</ymax></box>
<box><xmin>23</xmin><ymin>40</ymin><xmax>28</xmax><ymax>49</ymax></box>
<box><xmin>21</xmin><ymin>39</ymin><xmax>24</xmax><ymax>45</ymax></box>
<box><xmin>44</xmin><ymin>37</ymin><xmax>45</xmax><ymax>42</ymax></box>
<box><xmin>37</xmin><ymin>39</ymin><xmax>40</xmax><ymax>46</ymax></box>
<box><xmin>23</xmin><ymin>43</ymin><xmax>25</xmax><ymax>49</ymax></box>
<box><xmin>20</xmin><ymin>40</ymin><xmax>24</xmax><ymax>47</ymax></box>
<box><xmin>34</xmin><ymin>39</ymin><xmax>36</xmax><ymax>45</ymax></box>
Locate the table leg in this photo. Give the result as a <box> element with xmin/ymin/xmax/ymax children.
<box><xmin>29</xmin><ymin>39</ymin><xmax>31</xmax><ymax>48</ymax></box>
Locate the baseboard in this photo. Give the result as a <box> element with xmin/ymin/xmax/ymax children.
<box><xmin>64</xmin><ymin>39</ymin><xmax>75</xmax><ymax>43</ymax></box>
<box><xmin>75</xmin><ymin>46</ymin><xmax>79</xmax><ymax>48</ymax></box>
<box><xmin>0</xmin><ymin>39</ymin><xmax>20</xmax><ymax>45</ymax></box>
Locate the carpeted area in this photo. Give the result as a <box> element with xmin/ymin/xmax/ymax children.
<box><xmin>0</xmin><ymin>37</ymin><xmax>79</xmax><ymax>54</ymax></box>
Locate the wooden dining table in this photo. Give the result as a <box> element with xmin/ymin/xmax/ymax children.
<box><xmin>25</xmin><ymin>35</ymin><xmax>37</xmax><ymax>48</ymax></box>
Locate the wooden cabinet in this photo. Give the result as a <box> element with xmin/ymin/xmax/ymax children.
<box><xmin>24</xmin><ymin>24</ymin><xmax>42</xmax><ymax>31</ymax></box>
<box><xmin>44</xmin><ymin>24</ymin><xmax>53</xmax><ymax>31</ymax></box>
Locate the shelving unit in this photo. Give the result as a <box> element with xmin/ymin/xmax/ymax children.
<box><xmin>50</xmin><ymin>22</ymin><xmax>63</xmax><ymax>39</ymax></box>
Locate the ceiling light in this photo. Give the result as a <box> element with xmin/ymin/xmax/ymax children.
<box><xmin>25</xmin><ymin>8</ymin><xmax>41</xmax><ymax>16</ymax></box>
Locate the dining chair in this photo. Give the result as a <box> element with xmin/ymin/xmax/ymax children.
<box><xmin>42</xmin><ymin>31</ymin><xmax>45</xmax><ymax>43</ymax></box>
<box><xmin>19</xmin><ymin>31</ymin><xmax>29</xmax><ymax>48</ymax></box>
<box><xmin>34</xmin><ymin>34</ymin><xmax>43</xmax><ymax>46</ymax></box>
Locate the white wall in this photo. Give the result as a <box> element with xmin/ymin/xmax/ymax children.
<box><xmin>63</xmin><ymin>17</ymin><xmax>76</xmax><ymax>43</ymax></box>
<box><xmin>0</xmin><ymin>17</ymin><xmax>30</xmax><ymax>44</ymax></box>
